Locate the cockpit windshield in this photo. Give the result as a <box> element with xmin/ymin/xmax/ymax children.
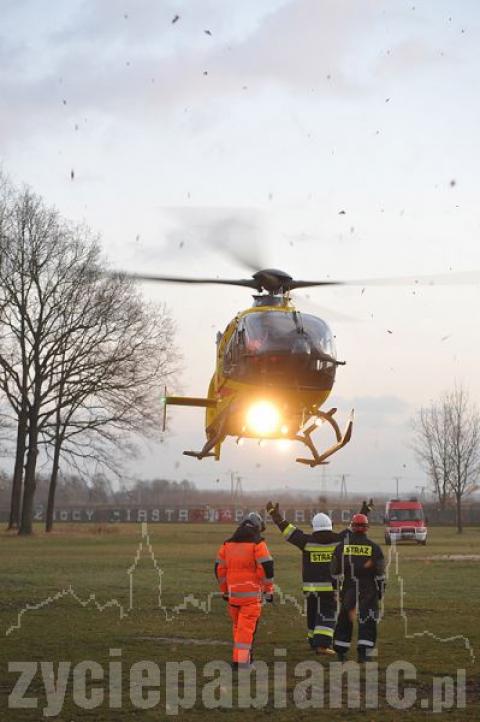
<box><xmin>223</xmin><ymin>310</ymin><xmax>338</xmax><ymax>390</ymax></box>
<box><xmin>243</xmin><ymin>311</ymin><xmax>336</xmax><ymax>358</ymax></box>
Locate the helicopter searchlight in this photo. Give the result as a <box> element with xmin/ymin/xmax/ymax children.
<box><xmin>246</xmin><ymin>401</ymin><xmax>281</xmax><ymax>437</ymax></box>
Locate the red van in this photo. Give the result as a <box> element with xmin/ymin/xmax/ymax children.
<box><xmin>384</xmin><ymin>498</ymin><xmax>428</xmax><ymax>545</ymax></box>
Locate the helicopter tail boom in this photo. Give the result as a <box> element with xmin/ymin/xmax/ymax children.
<box><xmin>162</xmin><ymin>393</ymin><xmax>217</xmax><ymax>433</ymax></box>
<box><xmin>165</xmin><ymin>396</ymin><xmax>217</xmax><ymax>408</ymax></box>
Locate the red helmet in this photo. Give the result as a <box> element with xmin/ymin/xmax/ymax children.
<box><xmin>351</xmin><ymin>513</ymin><xmax>369</xmax><ymax>533</ymax></box>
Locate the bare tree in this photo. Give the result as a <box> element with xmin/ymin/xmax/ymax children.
<box><xmin>446</xmin><ymin>387</ymin><xmax>480</xmax><ymax>533</ymax></box>
<box><xmin>40</xmin><ymin>292</ymin><xmax>177</xmax><ymax>532</ymax></box>
<box><xmin>0</xmin><ymin>394</ymin><xmax>12</xmax><ymax>456</ymax></box>
<box><xmin>0</xmin><ymin>176</ymin><xmax>29</xmax><ymax>528</ymax></box>
<box><xmin>0</xmin><ymin>178</ymin><xmax>178</xmax><ymax>534</ymax></box>
<box><xmin>0</xmin><ymin>183</ymin><xmax>58</xmax><ymax>530</ymax></box>
<box><xmin>412</xmin><ymin>400</ymin><xmax>453</xmax><ymax>511</ymax></box>
<box><xmin>412</xmin><ymin>386</ymin><xmax>480</xmax><ymax>532</ymax></box>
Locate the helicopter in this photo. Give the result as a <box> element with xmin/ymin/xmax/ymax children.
<box><xmin>120</xmin><ymin>262</ymin><xmax>480</xmax><ymax>466</ymax></box>
<box><xmin>127</xmin><ymin>267</ymin><xmax>355</xmax><ymax>466</ymax></box>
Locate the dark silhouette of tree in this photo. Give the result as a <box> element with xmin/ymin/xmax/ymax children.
<box><xmin>0</xmin><ymin>176</ymin><xmax>178</xmax><ymax>534</ymax></box>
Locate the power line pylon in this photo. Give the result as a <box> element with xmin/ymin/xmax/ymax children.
<box><xmin>339</xmin><ymin>473</ymin><xmax>349</xmax><ymax>500</ymax></box>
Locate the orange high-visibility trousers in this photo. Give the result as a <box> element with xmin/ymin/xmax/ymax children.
<box><xmin>228</xmin><ymin>602</ymin><xmax>262</xmax><ymax>664</ymax></box>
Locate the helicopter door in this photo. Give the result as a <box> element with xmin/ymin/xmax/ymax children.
<box><xmin>223</xmin><ymin>322</ymin><xmax>247</xmax><ymax>377</ymax></box>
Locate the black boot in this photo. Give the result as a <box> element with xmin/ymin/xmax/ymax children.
<box><xmin>357</xmin><ymin>647</ymin><xmax>368</xmax><ymax>663</ymax></box>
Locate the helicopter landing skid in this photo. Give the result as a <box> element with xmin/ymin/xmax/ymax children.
<box><xmin>183</xmin><ymin>451</ymin><xmax>217</xmax><ymax>460</ymax></box>
<box><xmin>183</xmin><ymin>412</ymin><xmax>228</xmax><ymax>461</ymax></box>
<box><xmin>295</xmin><ymin>408</ymin><xmax>354</xmax><ymax>467</ymax></box>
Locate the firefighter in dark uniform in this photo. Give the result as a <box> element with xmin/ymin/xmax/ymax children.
<box><xmin>331</xmin><ymin>513</ymin><xmax>385</xmax><ymax>663</ymax></box>
<box><xmin>267</xmin><ymin>502</ymin><xmax>341</xmax><ymax>656</ymax></box>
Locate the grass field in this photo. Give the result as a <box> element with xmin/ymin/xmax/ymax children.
<box><xmin>1</xmin><ymin>522</ymin><xmax>479</xmax><ymax>720</ymax></box>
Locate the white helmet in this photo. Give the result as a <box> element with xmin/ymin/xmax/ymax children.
<box><xmin>312</xmin><ymin>512</ymin><xmax>332</xmax><ymax>532</ymax></box>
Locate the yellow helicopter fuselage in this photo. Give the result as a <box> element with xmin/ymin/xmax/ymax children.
<box><xmin>165</xmin><ymin>295</ymin><xmax>353</xmax><ymax>467</ymax></box>
<box><xmin>206</xmin><ymin>302</ymin><xmax>332</xmax><ymax>440</ymax></box>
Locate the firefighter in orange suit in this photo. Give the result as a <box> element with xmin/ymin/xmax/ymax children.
<box><xmin>215</xmin><ymin>512</ymin><xmax>274</xmax><ymax>669</ymax></box>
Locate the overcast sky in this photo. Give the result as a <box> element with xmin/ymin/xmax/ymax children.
<box><xmin>2</xmin><ymin>0</ymin><xmax>480</xmax><ymax>496</ymax></box>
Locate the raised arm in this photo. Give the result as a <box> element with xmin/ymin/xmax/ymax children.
<box><xmin>266</xmin><ymin>501</ymin><xmax>309</xmax><ymax>550</ymax></box>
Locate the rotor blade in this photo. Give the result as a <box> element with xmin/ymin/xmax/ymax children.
<box><xmin>343</xmin><ymin>270</ymin><xmax>480</xmax><ymax>286</ymax></box>
<box><xmin>290</xmin><ymin>270</ymin><xmax>480</xmax><ymax>290</ymax></box>
<box><xmin>114</xmin><ymin>272</ymin><xmax>259</xmax><ymax>288</ymax></box>
<box><xmin>162</xmin><ymin>206</ymin><xmax>267</xmax><ymax>273</ymax></box>
<box><xmin>209</xmin><ymin>230</ymin><xmax>266</xmax><ymax>274</ymax></box>
<box><xmin>291</xmin><ymin>293</ymin><xmax>360</xmax><ymax>323</ymax></box>
<box><xmin>289</xmin><ymin>280</ymin><xmax>344</xmax><ymax>289</ymax></box>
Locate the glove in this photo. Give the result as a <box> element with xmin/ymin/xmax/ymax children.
<box><xmin>376</xmin><ymin>581</ymin><xmax>386</xmax><ymax>601</ymax></box>
<box><xmin>263</xmin><ymin>593</ymin><xmax>274</xmax><ymax>604</ymax></box>
<box><xmin>266</xmin><ymin>501</ymin><xmax>282</xmax><ymax>524</ymax></box>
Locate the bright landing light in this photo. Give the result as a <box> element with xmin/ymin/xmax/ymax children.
<box><xmin>246</xmin><ymin>401</ymin><xmax>280</xmax><ymax>436</ymax></box>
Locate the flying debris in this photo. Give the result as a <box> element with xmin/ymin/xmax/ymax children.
<box><xmin>204</xmin><ymin>29</ymin><xmax>212</xmax><ymax>35</ymax></box>
<box><xmin>450</xmin><ymin>179</ymin><xmax>456</xmax><ymax>187</ymax></box>
<box><xmin>387</xmin><ymin>329</ymin><xmax>393</xmax><ymax>334</ymax></box>
<box><xmin>385</xmin><ymin>97</ymin><xmax>391</xmax><ymax>103</ymax></box>
<box><xmin>338</xmin><ymin>210</ymin><xmax>346</xmax><ymax>215</ymax></box>
<box><xmin>203</xmin><ymin>70</ymin><xmax>208</xmax><ymax>76</ymax></box>
<box><xmin>172</xmin><ymin>14</ymin><xmax>180</xmax><ymax>24</ymax></box>
<box><xmin>70</xmin><ymin>169</ymin><xmax>75</xmax><ymax>181</ymax></box>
